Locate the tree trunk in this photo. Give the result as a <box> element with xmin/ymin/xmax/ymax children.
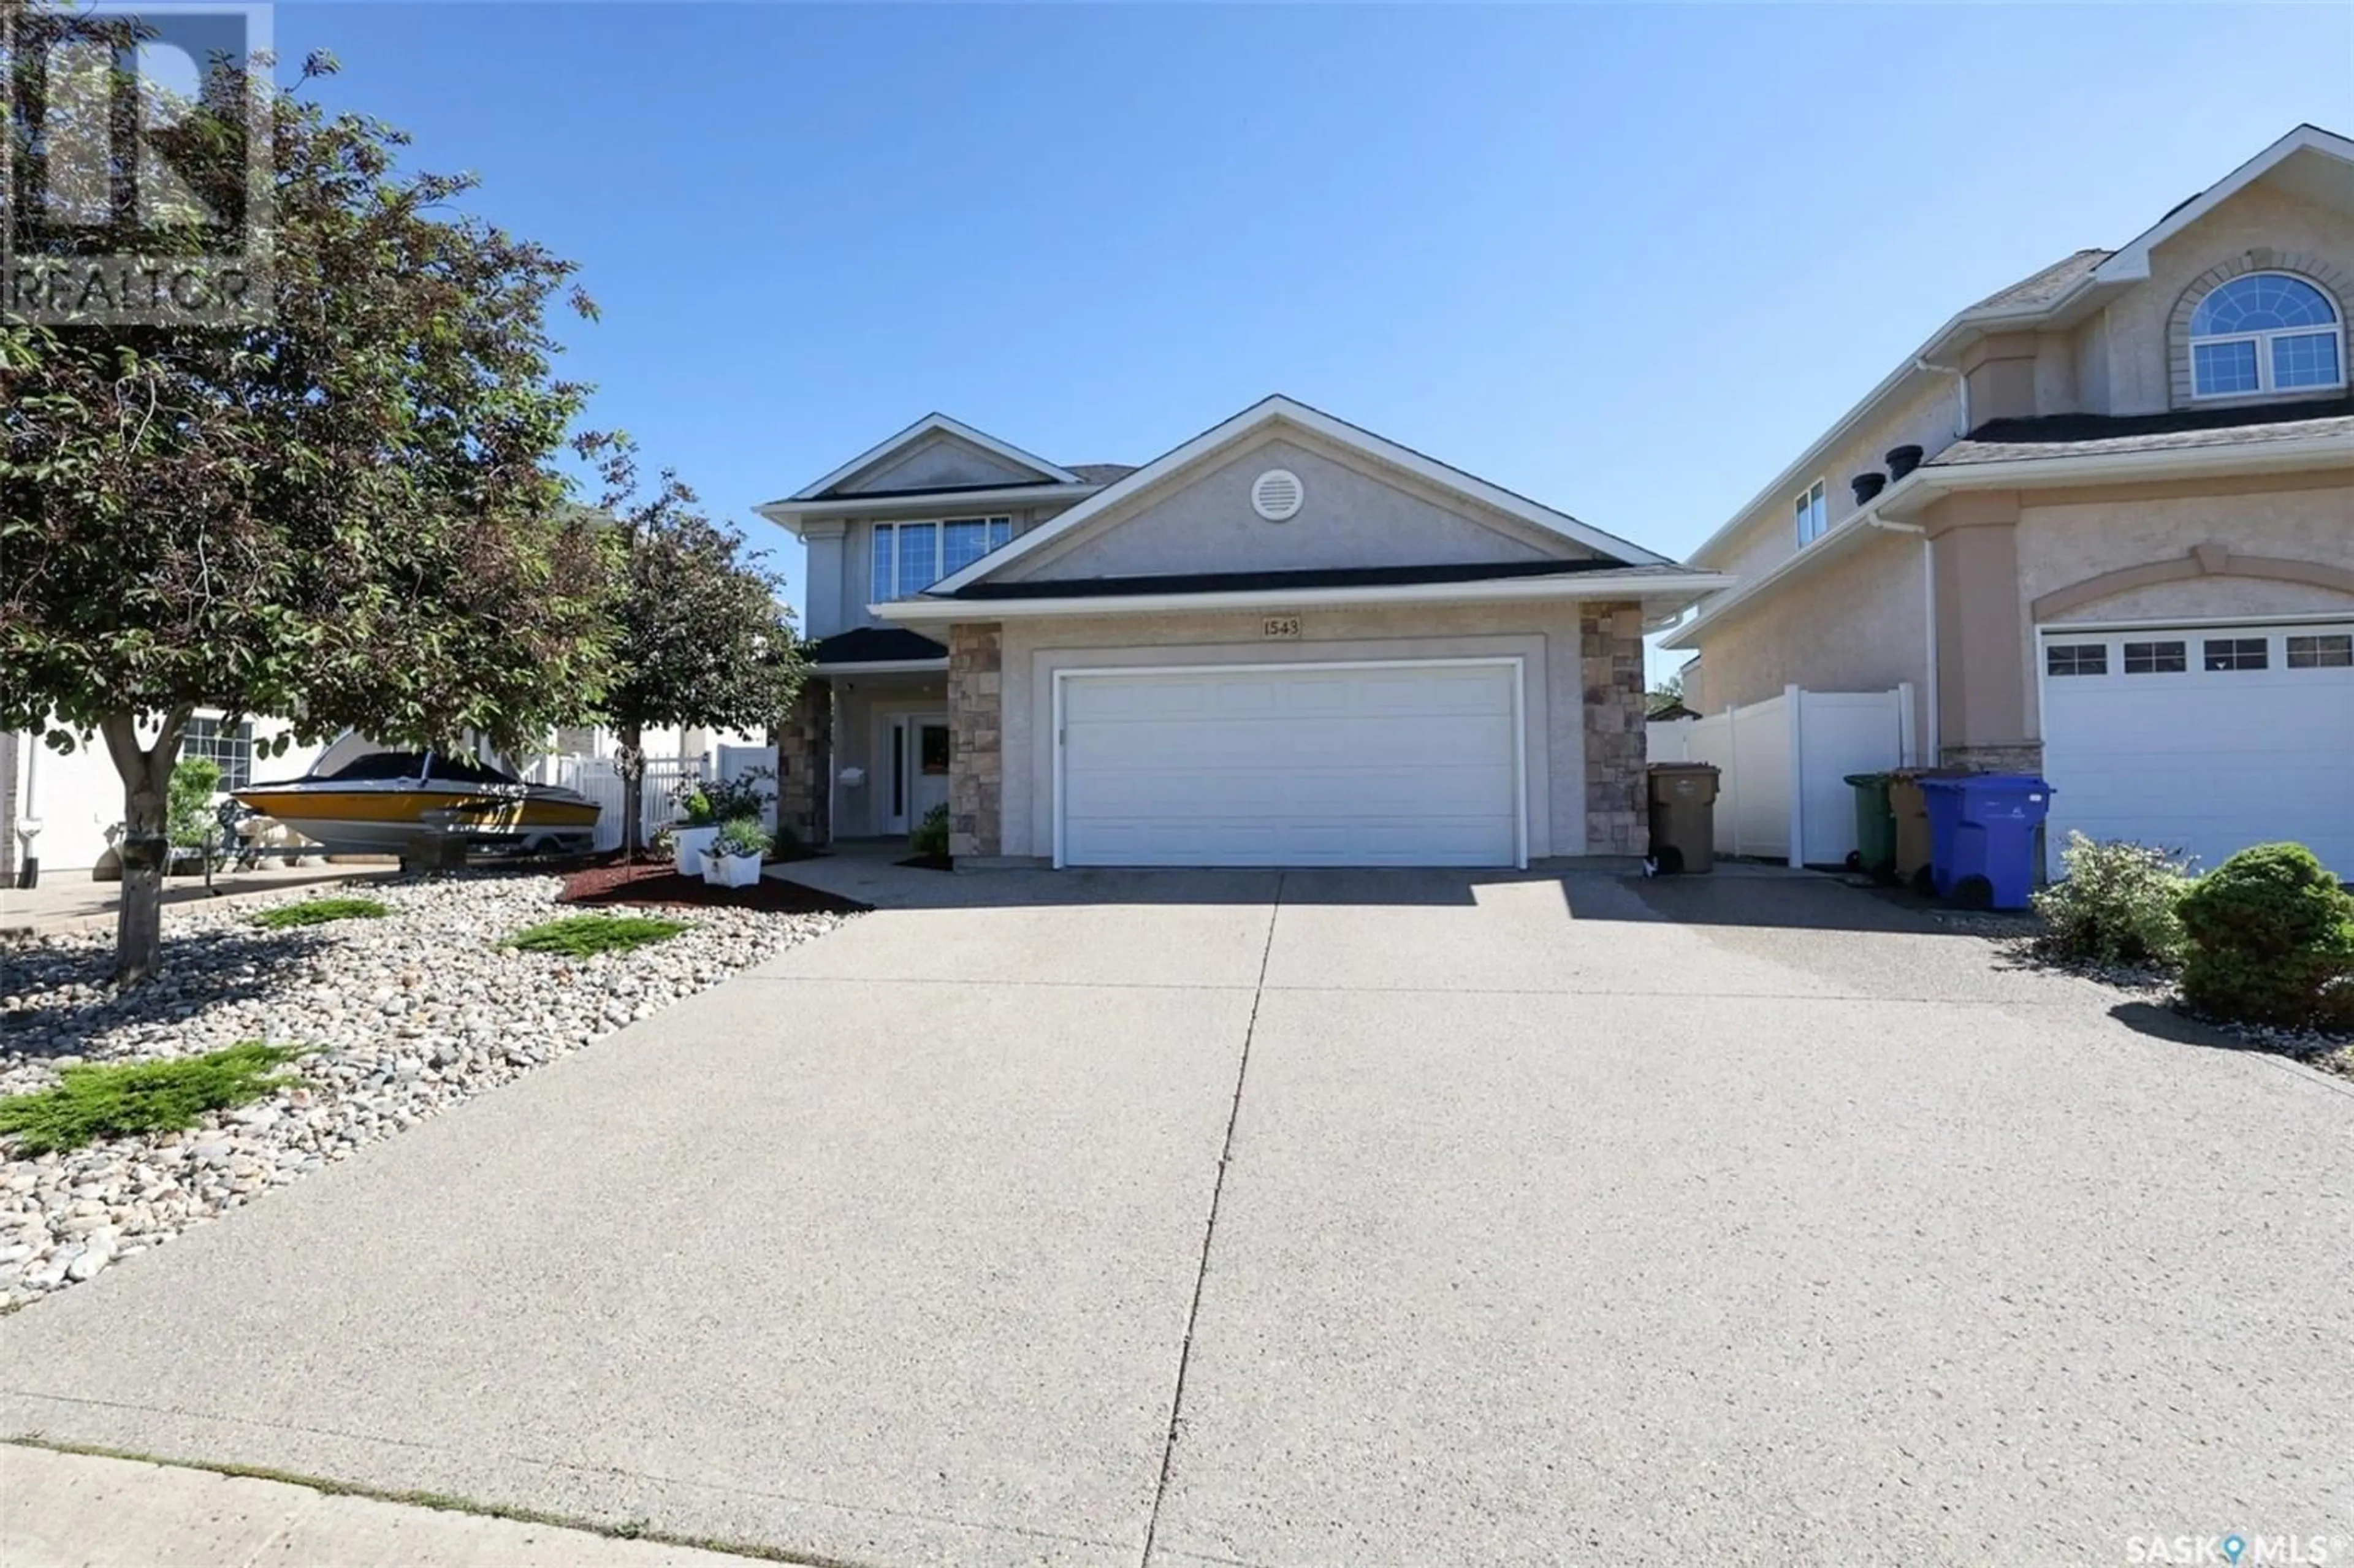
<box><xmin>101</xmin><ymin>708</ymin><xmax>191</xmax><ymax>987</ymax></box>
<box><xmin>616</xmin><ymin>722</ymin><xmax>644</xmax><ymax>860</ymax></box>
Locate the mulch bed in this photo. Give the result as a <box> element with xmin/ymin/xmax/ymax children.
<box><xmin>557</xmin><ymin>858</ymin><xmax>867</xmax><ymax>915</ymax></box>
<box><xmin>896</xmin><ymin>853</ymin><xmax>955</xmax><ymax>872</ymax></box>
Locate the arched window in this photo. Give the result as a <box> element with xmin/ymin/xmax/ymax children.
<box><xmin>2188</xmin><ymin>272</ymin><xmax>2344</xmax><ymax>398</ymax></box>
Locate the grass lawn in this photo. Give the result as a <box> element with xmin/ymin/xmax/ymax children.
<box><xmin>503</xmin><ymin>913</ymin><xmax>689</xmax><ymax>959</ymax></box>
<box><xmin>0</xmin><ymin>1043</ymin><xmax>304</xmax><ymax>1155</ymax></box>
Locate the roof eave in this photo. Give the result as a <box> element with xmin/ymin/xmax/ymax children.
<box><xmin>1664</xmin><ymin>434</ymin><xmax>2354</xmax><ymax>649</ymax></box>
<box><xmin>870</xmin><ymin>569</ymin><xmax>1734</xmax><ymax>628</ymax></box>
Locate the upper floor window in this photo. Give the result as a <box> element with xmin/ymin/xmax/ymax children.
<box><xmin>870</xmin><ymin>517</ymin><xmax>1012</xmax><ymax>599</ymax></box>
<box><xmin>2188</xmin><ymin>272</ymin><xmax>2344</xmax><ymax>399</ymax></box>
<box><xmin>1792</xmin><ymin>480</ymin><xmax>1829</xmax><ymax>546</ymax></box>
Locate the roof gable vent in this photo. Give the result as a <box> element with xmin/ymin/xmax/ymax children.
<box><xmin>1251</xmin><ymin>468</ymin><xmax>1305</xmax><ymax>522</ymax></box>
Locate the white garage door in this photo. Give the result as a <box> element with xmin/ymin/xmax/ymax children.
<box><xmin>2040</xmin><ymin>621</ymin><xmax>2354</xmax><ymax>876</ymax></box>
<box><xmin>1056</xmin><ymin>660</ymin><xmax>1523</xmax><ymax>867</ymax></box>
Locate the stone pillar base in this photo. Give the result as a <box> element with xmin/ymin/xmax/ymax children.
<box><xmin>1580</xmin><ymin>601</ymin><xmax>1649</xmax><ymax>855</ymax></box>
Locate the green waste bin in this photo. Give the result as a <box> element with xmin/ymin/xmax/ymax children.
<box><xmin>1843</xmin><ymin>772</ymin><xmax>1897</xmax><ymax>878</ymax></box>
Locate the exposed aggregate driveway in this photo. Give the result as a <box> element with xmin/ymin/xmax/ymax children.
<box><xmin>2</xmin><ymin>868</ymin><xmax>2348</xmax><ymax>1567</ymax></box>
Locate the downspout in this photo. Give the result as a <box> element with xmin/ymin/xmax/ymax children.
<box><xmin>1869</xmin><ymin>514</ymin><xmax>1938</xmax><ymax>767</ymax></box>
<box><xmin>12</xmin><ymin>735</ymin><xmax>40</xmax><ymax>888</ymax></box>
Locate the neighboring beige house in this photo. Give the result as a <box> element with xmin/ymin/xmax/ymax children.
<box><xmin>758</xmin><ymin>398</ymin><xmax>1726</xmax><ymax>866</ymax></box>
<box><xmin>1662</xmin><ymin>124</ymin><xmax>2354</xmax><ymax>874</ymax></box>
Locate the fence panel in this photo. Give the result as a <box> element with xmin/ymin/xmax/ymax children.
<box><xmin>1790</xmin><ymin>688</ymin><xmax>1914</xmax><ymax>867</ymax></box>
<box><xmin>1671</xmin><ymin>685</ymin><xmax>1913</xmax><ymax>866</ymax></box>
<box><xmin>715</xmin><ymin>743</ymin><xmax>779</xmax><ymax>833</ymax></box>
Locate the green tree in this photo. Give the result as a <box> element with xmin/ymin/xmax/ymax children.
<box><xmin>1</xmin><ymin>13</ymin><xmax>615</xmax><ymax>981</ymax></box>
<box><xmin>587</xmin><ymin>441</ymin><xmax>805</xmax><ymax>856</ymax></box>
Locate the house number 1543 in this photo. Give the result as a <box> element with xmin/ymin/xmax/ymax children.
<box><xmin>1262</xmin><ymin>615</ymin><xmax>1302</xmax><ymax>639</ymax></box>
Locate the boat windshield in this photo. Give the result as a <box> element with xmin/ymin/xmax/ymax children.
<box><xmin>313</xmin><ymin>752</ymin><xmax>520</xmax><ymax>785</ymax></box>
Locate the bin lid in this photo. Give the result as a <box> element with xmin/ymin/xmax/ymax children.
<box><xmin>1920</xmin><ymin>774</ymin><xmax>2054</xmax><ymax>794</ymax></box>
<box><xmin>1647</xmin><ymin>761</ymin><xmax>1720</xmax><ymax>775</ymax></box>
<box><xmin>1843</xmin><ymin>772</ymin><xmax>1891</xmax><ymax>786</ymax></box>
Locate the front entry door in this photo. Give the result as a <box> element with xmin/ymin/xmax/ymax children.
<box><xmin>887</xmin><ymin>714</ymin><xmax>952</xmax><ymax>833</ymax></box>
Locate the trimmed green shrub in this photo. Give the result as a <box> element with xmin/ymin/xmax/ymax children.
<box><xmin>2176</xmin><ymin>843</ymin><xmax>2354</xmax><ymax>1027</ymax></box>
<box><xmin>2030</xmin><ymin>833</ymin><xmax>2192</xmax><ymax>967</ymax></box>
<box><xmin>166</xmin><ymin>756</ymin><xmax>223</xmax><ymax>848</ymax></box>
<box><xmin>253</xmin><ymin>896</ymin><xmax>391</xmax><ymax>931</ymax></box>
<box><xmin>503</xmin><ymin>913</ymin><xmax>688</xmax><ymax>958</ymax></box>
<box><xmin>910</xmin><ymin>802</ymin><xmax>950</xmax><ymax>858</ymax></box>
<box><xmin>0</xmin><ymin>1043</ymin><xmax>303</xmax><ymax>1155</ymax></box>
<box><xmin>711</xmin><ymin>815</ymin><xmax>772</xmax><ymax>860</ymax></box>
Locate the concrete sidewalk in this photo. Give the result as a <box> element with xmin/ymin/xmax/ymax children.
<box><xmin>0</xmin><ymin>1445</ymin><xmax>751</xmax><ymax>1567</ymax></box>
<box><xmin>2</xmin><ymin>867</ymin><xmax>2348</xmax><ymax>1566</ymax></box>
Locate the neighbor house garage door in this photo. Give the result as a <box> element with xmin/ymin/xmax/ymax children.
<box><xmin>2039</xmin><ymin>621</ymin><xmax>2354</xmax><ymax>876</ymax></box>
<box><xmin>1056</xmin><ymin>660</ymin><xmax>1523</xmax><ymax>867</ymax></box>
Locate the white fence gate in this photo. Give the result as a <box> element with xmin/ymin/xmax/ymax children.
<box><xmin>1648</xmin><ymin>684</ymin><xmax>1916</xmax><ymax>866</ymax></box>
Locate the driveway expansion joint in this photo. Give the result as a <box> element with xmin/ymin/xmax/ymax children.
<box><xmin>1140</xmin><ymin>873</ymin><xmax>1284</xmax><ymax>1567</ymax></box>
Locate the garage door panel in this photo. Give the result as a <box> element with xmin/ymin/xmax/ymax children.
<box><xmin>2041</xmin><ymin>622</ymin><xmax>2353</xmax><ymax>876</ymax></box>
<box><xmin>1059</xmin><ymin>663</ymin><xmax>1523</xmax><ymax>868</ymax></box>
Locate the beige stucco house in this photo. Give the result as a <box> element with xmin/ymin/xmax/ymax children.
<box><xmin>1662</xmin><ymin>124</ymin><xmax>2354</xmax><ymax>873</ymax></box>
<box><xmin>758</xmin><ymin>398</ymin><xmax>1725</xmax><ymax>866</ymax></box>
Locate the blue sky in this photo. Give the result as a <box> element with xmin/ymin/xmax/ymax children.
<box><xmin>274</xmin><ymin>3</ymin><xmax>2353</xmax><ymax>676</ymax></box>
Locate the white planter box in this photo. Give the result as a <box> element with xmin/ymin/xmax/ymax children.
<box><xmin>703</xmin><ymin>851</ymin><xmax>763</xmax><ymax>888</ymax></box>
<box><xmin>672</xmin><ymin>825</ymin><xmax>721</xmax><ymax>877</ymax></box>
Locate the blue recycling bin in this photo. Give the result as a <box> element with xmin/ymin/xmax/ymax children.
<box><xmin>1918</xmin><ymin>775</ymin><xmax>2054</xmax><ymax>910</ymax></box>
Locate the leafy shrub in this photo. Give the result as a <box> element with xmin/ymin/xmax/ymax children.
<box><xmin>711</xmin><ymin>815</ymin><xmax>772</xmax><ymax>860</ymax></box>
<box><xmin>2175</xmin><ymin>843</ymin><xmax>2354</xmax><ymax>1027</ymax></box>
<box><xmin>910</xmin><ymin>802</ymin><xmax>951</xmax><ymax>858</ymax></box>
<box><xmin>671</xmin><ymin>766</ymin><xmax>774</xmax><ymax>827</ymax></box>
<box><xmin>253</xmin><ymin>896</ymin><xmax>392</xmax><ymax>930</ymax></box>
<box><xmin>167</xmin><ymin>756</ymin><xmax>223</xmax><ymax>848</ymax></box>
<box><xmin>503</xmin><ymin>913</ymin><xmax>688</xmax><ymax>958</ymax></box>
<box><xmin>649</xmin><ymin>823</ymin><xmax>677</xmax><ymax>858</ymax></box>
<box><xmin>0</xmin><ymin>1043</ymin><xmax>303</xmax><ymax>1155</ymax></box>
<box><xmin>2030</xmin><ymin>833</ymin><xmax>2192</xmax><ymax>967</ymax></box>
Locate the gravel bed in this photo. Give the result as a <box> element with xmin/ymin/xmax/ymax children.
<box><xmin>0</xmin><ymin>873</ymin><xmax>851</xmax><ymax>1307</ymax></box>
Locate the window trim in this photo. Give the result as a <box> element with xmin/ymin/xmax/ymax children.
<box><xmin>2201</xmin><ymin>636</ymin><xmax>2271</xmax><ymax>672</ymax></box>
<box><xmin>1792</xmin><ymin>480</ymin><xmax>1829</xmax><ymax>547</ymax></box>
<box><xmin>179</xmin><ymin>715</ymin><xmax>255</xmax><ymax>791</ymax></box>
<box><xmin>870</xmin><ymin>516</ymin><xmax>1015</xmax><ymax>601</ymax></box>
<box><xmin>2286</xmin><ymin>633</ymin><xmax>2353</xmax><ymax>669</ymax></box>
<box><xmin>2044</xmin><ymin>643</ymin><xmax>2109</xmax><ymax>677</ymax></box>
<box><xmin>2187</xmin><ymin>270</ymin><xmax>2347</xmax><ymax>401</ymax></box>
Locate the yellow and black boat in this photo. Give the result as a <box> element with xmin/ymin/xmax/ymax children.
<box><xmin>233</xmin><ymin>751</ymin><xmax>601</xmax><ymax>858</ymax></box>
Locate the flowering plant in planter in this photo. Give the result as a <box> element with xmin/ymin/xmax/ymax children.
<box><xmin>704</xmin><ymin>815</ymin><xmax>772</xmax><ymax>888</ymax></box>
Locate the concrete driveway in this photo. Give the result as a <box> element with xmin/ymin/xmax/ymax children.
<box><xmin>3</xmin><ymin>868</ymin><xmax>2349</xmax><ymax>1567</ymax></box>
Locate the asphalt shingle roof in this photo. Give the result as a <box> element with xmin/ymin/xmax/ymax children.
<box><xmin>1064</xmin><ymin>463</ymin><xmax>1137</xmax><ymax>485</ymax></box>
<box><xmin>1929</xmin><ymin>397</ymin><xmax>2354</xmax><ymax>465</ymax></box>
<box><xmin>1969</xmin><ymin>249</ymin><xmax>2112</xmax><ymax>312</ymax></box>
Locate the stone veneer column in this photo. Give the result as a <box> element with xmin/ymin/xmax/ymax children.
<box><xmin>772</xmin><ymin>677</ymin><xmax>830</xmax><ymax>847</ymax></box>
<box><xmin>1580</xmin><ymin>601</ymin><xmax>1648</xmax><ymax>856</ymax></box>
<box><xmin>947</xmin><ymin>623</ymin><xmax>1003</xmax><ymax>858</ymax></box>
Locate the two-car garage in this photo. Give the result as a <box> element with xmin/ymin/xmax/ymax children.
<box><xmin>2039</xmin><ymin>619</ymin><xmax>2354</xmax><ymax>876</ymax></box>
<box><xmin>1053</xmin><ymin>660</ymin><xmax>1526</xmax><ymax>868</ymax></box>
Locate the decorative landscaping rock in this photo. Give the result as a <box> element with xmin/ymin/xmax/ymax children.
<box><xmin>0</xmin><ymin>873</ymin><xmax>851</xmax><ymax>1309</ymax></box>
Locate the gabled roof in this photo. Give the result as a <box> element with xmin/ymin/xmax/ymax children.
<box><xmin>2092</xmin><ymin>124</ymin><xmax>2354</xmax><ymax>285</ymax></box>
<box><xmin>928</xmin><ymin>394</ymin><xmax>1668</xmax><ymax>595</ymax></box>
<box><xmin>786</xmin><ymin>412</ymin><xmax>1083</xmax><ymax>502</ymax></box>
<box><xmin>1683</xmin><ymin>123</ymin><xmax>2354</xmax><ymax>570</ymax></box>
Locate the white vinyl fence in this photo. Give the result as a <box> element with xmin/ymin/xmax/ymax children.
<box><xmin>1648</xmin><ymin>684</ymin><xmax>1916</xmax><ymax>866</ymax></box>
<box><xmin>524</xmin><ymin>753</ymin><xmax>715</xmax><ymax>852</ymax></box>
